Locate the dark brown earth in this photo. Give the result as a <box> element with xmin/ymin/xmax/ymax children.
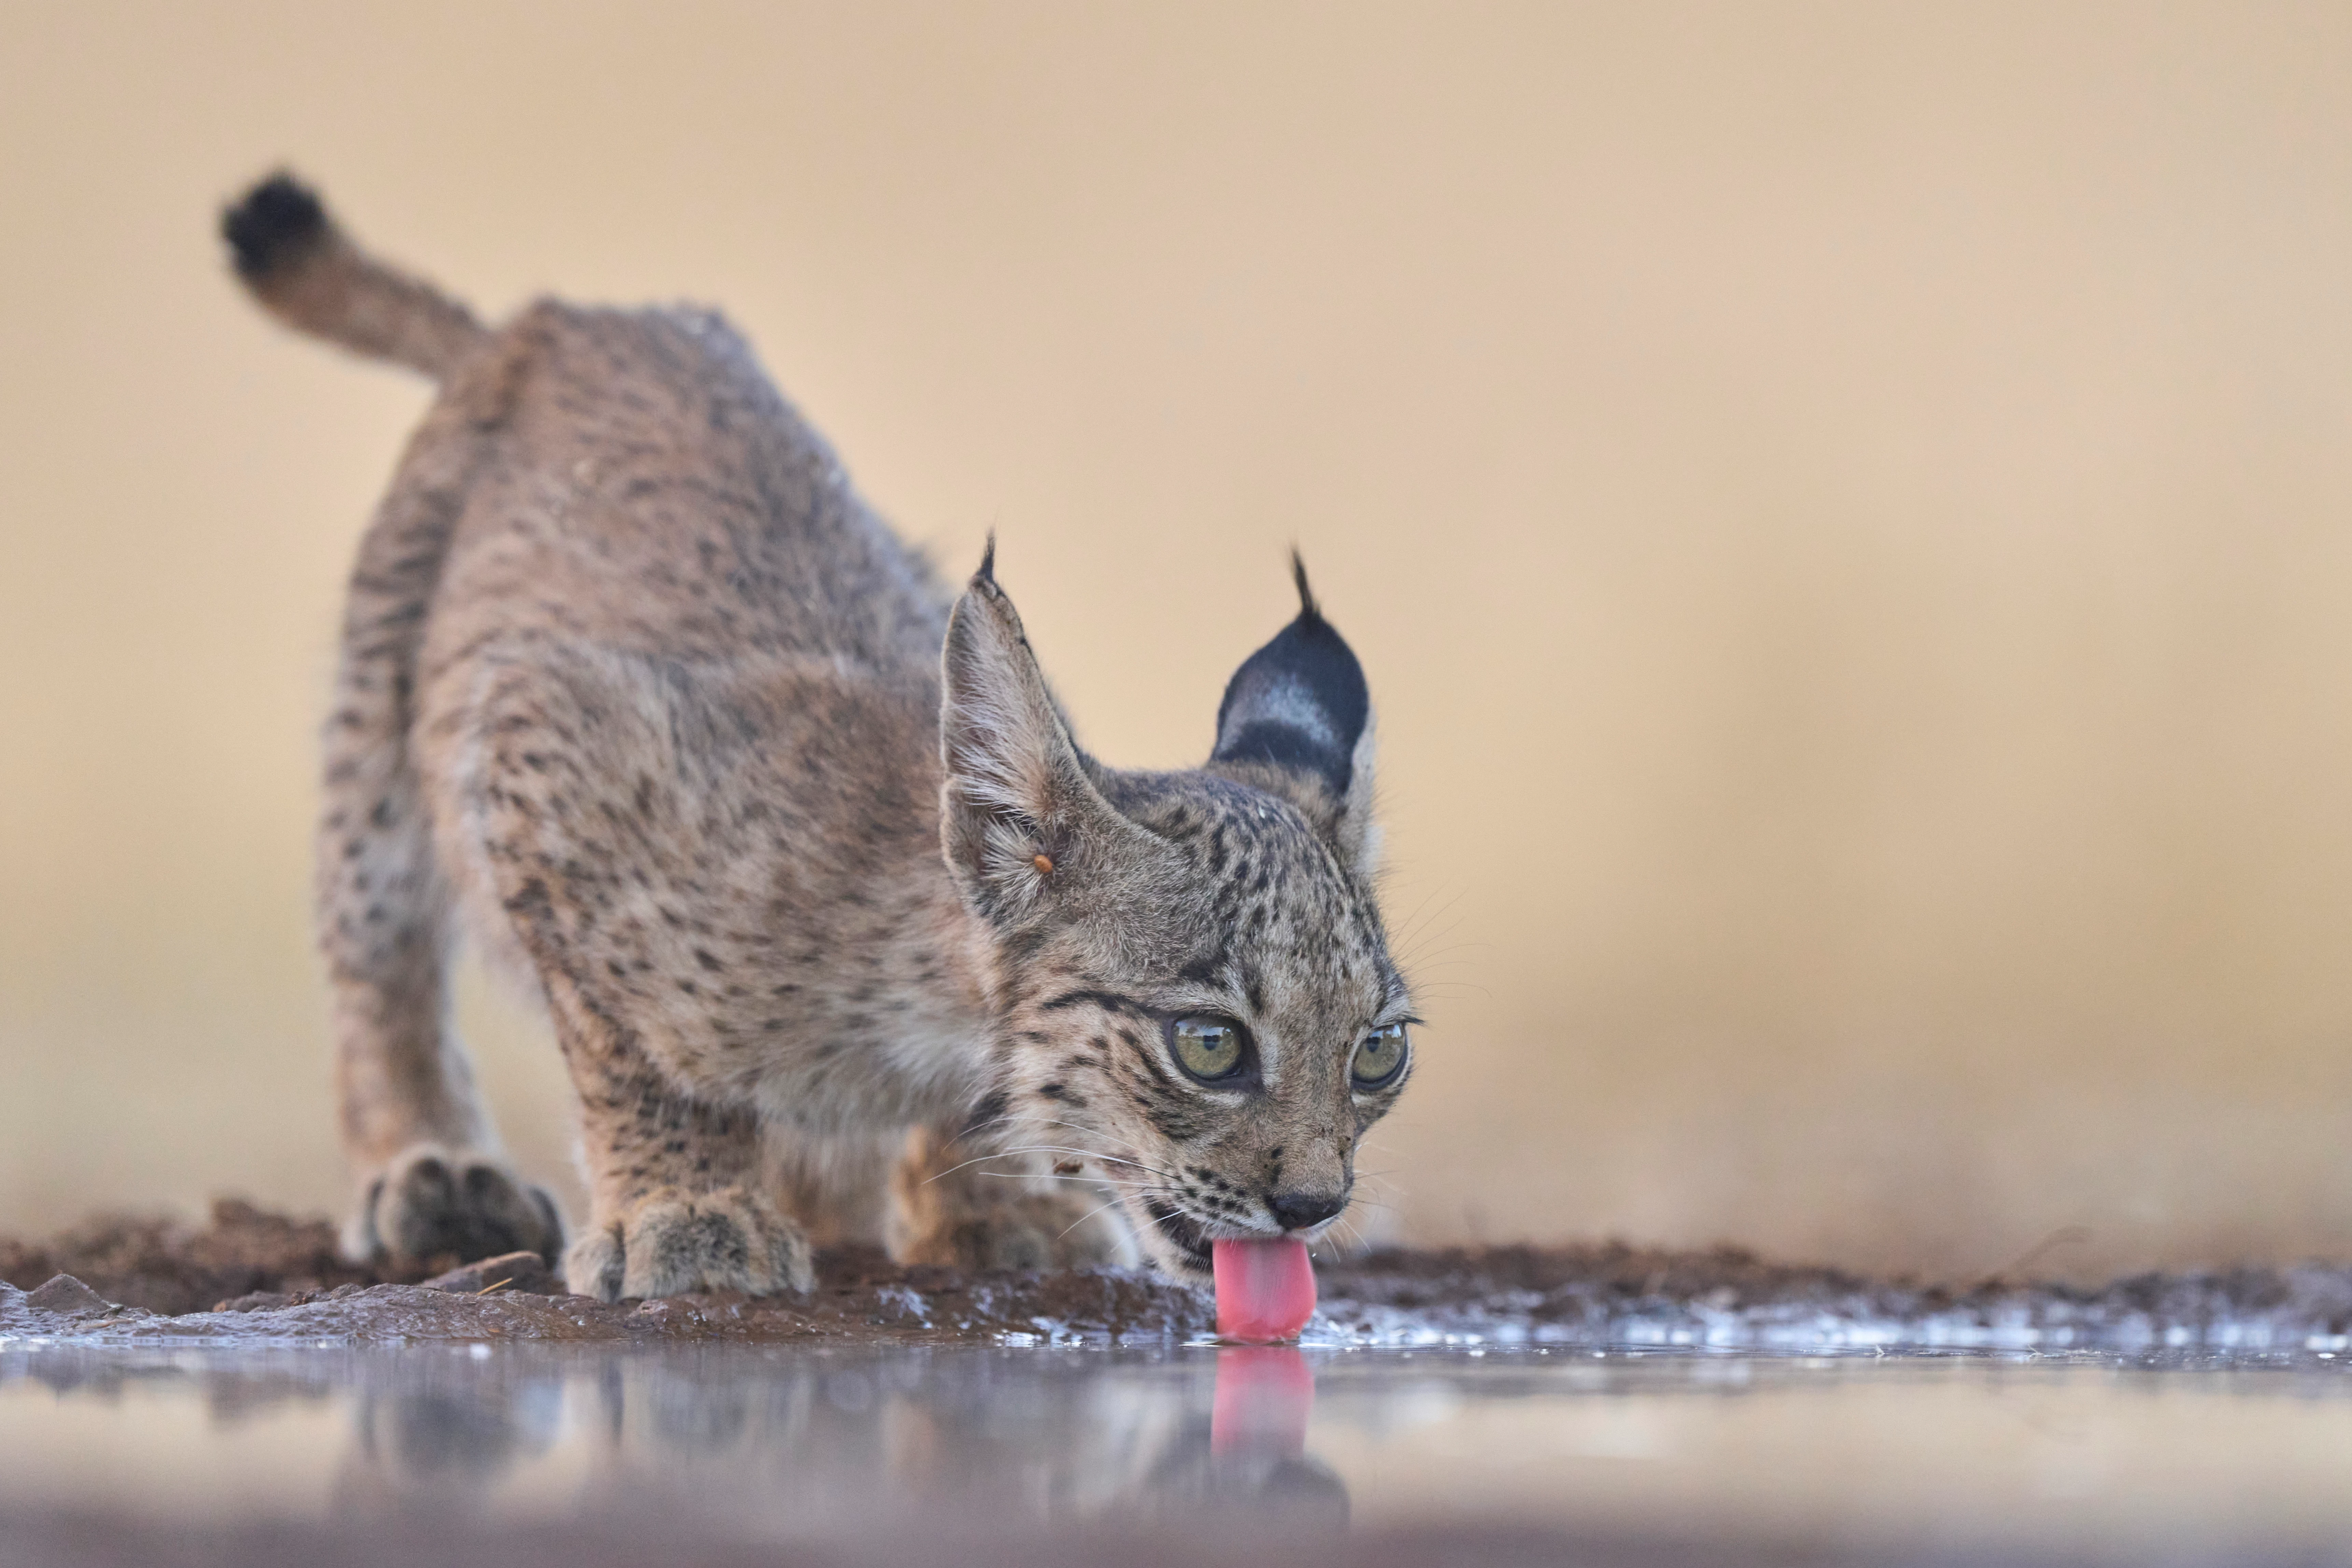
<box><xmin>8</xmin><ymin>1199</ymin><xmax>2352</xmax><ymax>1349</ymax></box>
<box><xmin>0</xmin><ymin>1199</ymin><xmax>1213</xmax><ymax>1344</ymax></box>
<box><xmin>0</xmin><ymin>1199</ymin><xmax>409</xmax><ymax>1315</ymax></box>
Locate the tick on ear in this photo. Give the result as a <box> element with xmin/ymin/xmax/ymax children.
<box><xmin>1032</xmin><ymin>853</ymin><xmax>1054</xmax><ymax>875</ymax></box>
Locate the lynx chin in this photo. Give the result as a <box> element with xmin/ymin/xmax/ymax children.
<box><xmin>221</xmin><ymin>171</ymin><xmax>1417</xmax><ymax>1300</ymax></box>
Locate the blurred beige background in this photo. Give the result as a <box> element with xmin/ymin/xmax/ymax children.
<box><xmin>7</xmin><ymin>1</ymin><xmax>2352</xmax><ymax>1283</ymax></box>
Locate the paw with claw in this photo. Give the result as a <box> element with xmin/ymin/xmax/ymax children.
<box><xmin>563</xmin><ymin>1184</ymin><xmax>813</xmax><ymax>1301</ymax></box>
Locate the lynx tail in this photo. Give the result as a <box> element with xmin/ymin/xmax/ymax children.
<box><xmin>221</xmin><ymin>172</ymin><xmax>488</xmax><ymax>381</ymax></box>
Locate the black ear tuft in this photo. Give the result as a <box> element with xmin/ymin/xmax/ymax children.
<box><xmin>1211</xmin><ymin>555</ymin><xmax>1369</xmax><ymax>798</ymax></box>
<box><xmin>975</xmin><ymin>530</ymin><xmax>997</xmax><ymax>586</ymax></box>
<box><xmin>222</xmin><ymin>171</ymin><xmax>328</xmax><ymax>281</ymax></box>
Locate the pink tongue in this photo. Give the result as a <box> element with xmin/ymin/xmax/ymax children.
<box><xmin>1213</xmin><ymin>1237</ymin><xmax>1317</xmax><ymax>1342</ymax></box>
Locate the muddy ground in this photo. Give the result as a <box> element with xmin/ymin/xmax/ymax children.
<box><xmin>9</xmin><ymin>1198</ymin><xmax>2352</xmax><ymax>1349</ymax></box>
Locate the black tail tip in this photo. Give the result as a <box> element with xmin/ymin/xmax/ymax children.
<box><xmin>222</xmin><ymin>171</ymin><xmax>328</xmax><ymax>281</ymax></box>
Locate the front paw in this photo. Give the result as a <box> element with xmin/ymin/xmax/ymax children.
<box><xmin>349</xmin><ymin>1143</ymin><xmax>563</xmax><ymax>1271</ymax></box>
<box><xmin>563</xmin><ymin>1185</ymin><xmax>813</xmax><ymax>1301</ymax></box>
<box><xmin>893</xmin><ymin>1187</ymin><xmax>1138</xmax><ymax>1272</ymax></box>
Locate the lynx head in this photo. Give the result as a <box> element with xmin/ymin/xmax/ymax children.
<box><xmin>938</xmin><ymin>545</ymin><xmax>1414</xmax><ymax>1282</ymax></box>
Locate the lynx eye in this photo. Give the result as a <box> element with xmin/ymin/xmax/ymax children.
<box><xmin>1351</xmin><ymin>1023</ymin><xmax>1410</xmax><ymax>1088</ymax></box>
<box><xmin>1168</xmin><ymin>1016</ymin><xmax>1246</xmax><ymax>1082</ymax></box>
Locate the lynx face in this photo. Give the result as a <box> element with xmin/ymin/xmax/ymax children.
<box><xmin>941</xmin><ymin>553</ymin><xmax>1414</xmax><ymax>1281</ymax></box>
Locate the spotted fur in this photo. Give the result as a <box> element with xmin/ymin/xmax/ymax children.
<box><xmin>225</xmin><ymin>173</ymin><xmax>1414</xmax><ymax>1296</ymax></box>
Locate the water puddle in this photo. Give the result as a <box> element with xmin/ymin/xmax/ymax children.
<box><xmin>14</xmin><ymin>1210</ymin><xmax>2352</xmax><ymax>1562</ymax></box>
<box><xmin>8</xmin><ymin>1337</ymin><xmax>2352</xmax><ymax>1565</ymax></box>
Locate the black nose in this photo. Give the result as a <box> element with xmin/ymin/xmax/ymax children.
<box><xmin>1266</xmin><ymin>1189</ymin><xmax>1347</xmax><ymax>1232</ymax></box>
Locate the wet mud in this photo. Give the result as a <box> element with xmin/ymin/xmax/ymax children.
<box><xmin>9</xmin><ymin>1201</ymin><xmax>2352</xmax><ymax>1350</ymax></box>
<box><xmin>0</xmin><ymin>1200</ymin><xmax>1216</xmax><ymax>1345</ymax></box>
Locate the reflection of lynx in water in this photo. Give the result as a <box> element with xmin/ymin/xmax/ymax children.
<box><xmin>222</xmin><ymin>174</ymin><xmax>1417</xmax><ymax>1299</ymax></box>
<box><xmin>324</xmin><ymin>1349</ymin><xmax>1344</xmax><ymax>1534</ymax></box>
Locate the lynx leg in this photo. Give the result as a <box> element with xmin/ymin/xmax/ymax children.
<box><xmin>318</xmin><ymin>441</ymin><xmax>559</xmax><ymax>1271</ymax></box>
<box><xmin>542</xmin><ymin>974</ymin><xmax>811</xmax><ymax>1301</ymax></box>
<box><xmin>886</xmin><ymin>1128</ymin><xmax>1137</xmax><ymax>1272</ymax></box>
<box><xmin>321</xmin><ymin>768</ymin><xmax>558</xmax><ymax>1270</ymax></box>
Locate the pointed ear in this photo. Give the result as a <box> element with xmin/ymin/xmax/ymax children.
<box><xmin>1210</xmin><ymin>554</ymin><xmax>1381</xmax><ymax>874</ymax></box>
<box><xmin>939</xmin><ymin>549</ymin><xmax>1132</xmax><ymax>924</ymax></box>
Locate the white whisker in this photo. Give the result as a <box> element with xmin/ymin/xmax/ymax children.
<box><xmin>1058</xmin><ymin>1192</ymin><xmax>1142</xmax><ymax>1241</ymax></box>
<box><xmin>976</xmin><ymin>1172</ymin><xmax>1162</xmax><ymax>1191</ymax></box>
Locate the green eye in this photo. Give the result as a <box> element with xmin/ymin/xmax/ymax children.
<box><xmin>1169</xmin><ymin>1017</ymin><xmax>1246</xmax><ymax>1082</ymax></box>
<box><xmin>1352</xmin><ymin>1023</ymin><xmax>1410</xmax><ymax>1088</ymax></box>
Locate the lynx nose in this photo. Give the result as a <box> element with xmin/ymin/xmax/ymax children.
<box><xmin>1266</xmin><ymin>1189</ymin><xmax>1347</xmax><ymax>1232</ymax></box>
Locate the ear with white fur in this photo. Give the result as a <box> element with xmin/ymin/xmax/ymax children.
<box><xmin>1210</xmin><ymin>554</ymin><xmax>1381</xmax><ymax>874</ymax></box>
<box><xmin>938</xmin><ymin>545</ymin><xmax>1131</xmax><ymax>924</ymax></box>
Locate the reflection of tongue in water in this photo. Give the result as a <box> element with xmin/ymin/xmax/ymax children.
<box><xmin>1195</xmin><ymin>1344</ymin><xmax>1347</xmax><ymax>1529</ymax></box>
<box><xmin>1211</xmin><ymin>1346</ymin><xmax>1315</xmax><ymax>1454</ymax></box>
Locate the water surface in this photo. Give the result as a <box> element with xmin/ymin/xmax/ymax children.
<box><xmin>8</xmin><ymin>1341</ymin><xmax>2352</xmax><ymax>1564</ymax></box>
